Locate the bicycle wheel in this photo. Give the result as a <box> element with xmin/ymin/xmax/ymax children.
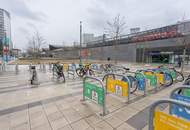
<box><xmin>184</xmin><ymin>78</ymin><xmax>190</xmax><ymax>85</ymax></box>
<box><xmin>60</xmin><ymin>72</ymin><xmax>66</xmax><ymax>83</ymax></box>
<box><xmin>89</xmin><ymin>69</ymin><xmax>95</xmax><ymax>76</ymax></box>
<box><xmin>176</xmin><ymin>71</ymin><xmax>184</xmax><ymax>82</ymax></box>
<box><xmin>102</xmin><ymin>74</ymin><xmax>115</xmax><ymax>82</ymax></box>
<box><xmin>76</xmin><ymin>68</ymin><xmax>84</xmax><ymax>77</ymax></box>
<box><xmin>163</xmin><ymin>73</ymin><xmax>173</xmax><ymax>87</ymax></box>
<box><xmin>122</xmin><ymin>76</ymin><xmax>138</xmax><ymax>94</ymax></box>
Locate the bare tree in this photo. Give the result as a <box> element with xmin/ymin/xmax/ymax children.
<box><xmin>105</xmin><ymin>14</ymin><xmax>126</xmax><ymax>63</ymax></box>
<box><xmin>178</xmin><ymin>35</ymin><xmax>190</xmax><ymax>73</ymax></box>
<box><xmin>26</xmin><ymin>31</ymin><xmax>46</xmax><ymax>58</ymax></box>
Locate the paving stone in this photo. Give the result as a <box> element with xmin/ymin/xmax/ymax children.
<box><xmin>48</xmin><ymin>111</ymin><xmax>63</xmax><ymax>122</ymax></box>
<box><xmin>44</xmin><ymin>105</ymin><xmax>59</xmax><ymax>115</ymax></box>
<box><xmin>71</xmin><ymin>119</ymin><xmax>90</xmax><ymax>130</ymax></box>
<box><xmin>50</xmin><ymin>117</ymin><xmax>69</xmax><ymax>130</ymax></box>
<box><xmin>61</xmin><ymin>108</ymin><xmax>82</xmax><ymax>123</ymax></box>
<box><xmin>57</xmin><ymin>124</ymin><xmax>72</xmax><ymax>130</ymax></box>
<box><xmin>10</xmin><ymin>115</ymin><xmax>29</xmax><ymax>127</ymax></box>
<box><xmin>29</xmin><ymin>106</ymin><xmax>43</xmax><ymax>115</ymax></box>
<box><xmin>30</xmin><ymin>114</ymin><xmax>48</xmax><ymax>129</ymax></box>
<box><xmin>10</xmin><ymin>122</ymin><xmax>30</xmax><ymax>130</ymax></box>
<box><xmin>0</xmin><ymin>116</ymin><xmax>10</xmax><ymax>130</ymax></box>
<box><xmin>112</xmin><ymin>107</ymin><xmax>138</xmax><ymax>122</ymax></box>
<box><xmin>85</xmin><ymin>114</ymin><xmax>103</xmax><ymax>126</ymax></box>
<box><xmin>31</xmin><ymin>123</ymin><xmax>52</xmax><ymax>130</ymax></box>
<box><xmin>92</xmin><ymin>121</ymin><xmax>113</xmax><ymax>130</ymax></box>
<box><xmin>29</xmin><ymin>111</ymin><xmax>44</xmax><ymax>120</ymax></box>
<box><xmin>105</xmin><ymin>116</ymin><xmax>123</xmax><ymax>128</ymax></box>
<box><xmin>116</xmin><ymin>123</ymin><xmax>136</xmax><ymax>130</ymax></box>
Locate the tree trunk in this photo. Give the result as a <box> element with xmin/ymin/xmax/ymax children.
<box><xmin>114</xmin><ymin>38</ymin><xmax>118</xmax><ymax>64</ymax></box>
<box><xmin>181</xmin><ymin>47</ymin><xmax>186</xmax><ymax>73</ymax></box>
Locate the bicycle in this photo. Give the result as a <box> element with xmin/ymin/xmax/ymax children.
<box><xmin>76</xmin><ymin>63</ymin><xmax>94</xmax><ymax>78</ymax></box>
<box><xmin>158</xmin><ymin>65</ymin><xmax>184</xmax><ymax>82</ymax></box>
<box><xmin>30</xmin><ymin>66</ymin><xmax>38</xmax><ymax>85</ymax></box>
<box><xmin>52</xmin><ymin>63</ymin><xmax>66</xmax><ymax>82</ymax></box>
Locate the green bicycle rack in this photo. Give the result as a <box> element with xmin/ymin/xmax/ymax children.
<box><xmin>138</xmin><ymin>70</ymin><xmax>158</xmax><ymax>91</ymax></box>
<box><xmin>82</xmin><ymin>76</ymin><xmax>107</xmax><ymax>116</ymax></box>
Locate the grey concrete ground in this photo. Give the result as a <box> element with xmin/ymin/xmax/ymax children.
<box><xmin>0</xmin><ymin>63</ymin><xmax>188</xmax><ymax>130</ymax></box>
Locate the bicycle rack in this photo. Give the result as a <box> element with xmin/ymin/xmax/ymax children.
<box><xmin>68</xmin><ymin>64</ymin><xmax>76</xmax><ymax>79</ymax></box>
<box><xmin>149</xmin><ymin>99</ymin><xmax>190</xmax><ymax>130</ymax></box>
<box><xmin>103</xmin><ymin>73</ymin><xmax>131</xmax><ymax>103</ymax></box>
<box><xmin>82</xmin><ymin>76</ymin><xmax>107</xmax><ymax>116</ymax></box>
<box><xmin>138</xmin><ymin>70</ymin><xmax>158</xmax><ymax>91</ymax></box>
<box><xmin>170</xmin><ymin>86</ymin><xmax>190</xmax><ymax>120</ymax></box>
<box><xmin>127</xmin><ymin>71</ymin><xmax>147</xmax><ymax>96</ymax></box>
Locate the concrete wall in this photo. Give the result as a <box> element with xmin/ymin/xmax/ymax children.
<box><xmin>51</xmin><ymin>35</ymin><xmax>190</xmax><ymax>62</ymax></box>
<box><xmin>87</xmin><ymin>43</ymin><xmax>136</xmax><ymax>62</ymax></box>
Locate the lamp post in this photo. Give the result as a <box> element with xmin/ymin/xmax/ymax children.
<box><xmin>79</xmin><ymin>21</ymin><xmax>82</xmax><ymax>65</ymax></box>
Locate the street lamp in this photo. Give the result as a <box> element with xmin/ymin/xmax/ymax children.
<box><xmin>79</xmin><ymin>21</ymin><xmax>82</xmax><ymax>65</ymax></box>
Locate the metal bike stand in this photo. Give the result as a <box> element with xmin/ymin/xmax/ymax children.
<box><xmin>82</xmin><ymin>76</ymin><xmax>107</xmax><ymax>116</ymax></box>
<box><xmin>140</xmin><ymin>70</ymin><xmax>158</xmax><ymax>92</ymax></box>
<box><xmin>67</xmin><ymin>64</ymin><xmax>76</xmax><ymax>79</ymax></box>
<box><xmin>103</xmin><ymin>73</ymin><xmax>131</xmax><ymax>103</ymax></box>
<box><xmin>126</xmin><ymin>71</ymin><xmax>147</xmax><ymax>96</ymax></box>
<box><xmin>149</xmin><ymin>99</ymin><xmax>190</xmax><ymax>130</ymax></box>
<box><xmin>135</xmin><ymin>71</ymin><xmax>147</xmax><ymax>96</ymax></box>
<box><xmin>169</xmin><ymin>85</ymin><xmax>190</xmax><ymax>114</ymax></box>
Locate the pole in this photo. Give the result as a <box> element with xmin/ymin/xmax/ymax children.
<box><xmin>80</xmin><ymin>21</ymin><xmax>82</xmax><ymax>65</ymax></box>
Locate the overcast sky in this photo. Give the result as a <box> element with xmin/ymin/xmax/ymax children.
<box><xmin>0</xmin><ymin>0</ymin><xmax>190</xmax><ymax>50</ymax></box>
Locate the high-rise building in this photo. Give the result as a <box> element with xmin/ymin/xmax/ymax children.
<box><xmin>0</xmin><ymin>8</ymin><xmax>12</xmax><ymax>59</ymax></box>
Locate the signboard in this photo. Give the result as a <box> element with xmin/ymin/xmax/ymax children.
<box><xmin>172</xmin><ymin>93</ymin><xmax>190</xmax><ymax>120</ymax></box>
<box><xmin>84</xmin><ymin>82</ymin><xmax>104</xmax><ymax>106</ymax></box>
<box><xmin>154</xmin><ymin>110</ymin><xmax>190</xmax><ymax>130</ymax></box>
<box><xmin>107</xmin><ymin>78</ymin><xmax>129</xmax><ymax>97</ymax></box>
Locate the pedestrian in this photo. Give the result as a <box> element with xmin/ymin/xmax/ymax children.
<box><xmin>178</xmin><ymin>56</ymin><xmax>182</xmax><ymax>68</ymax></box>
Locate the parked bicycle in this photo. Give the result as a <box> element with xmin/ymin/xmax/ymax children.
<box><xmin>30</xmin><ymin>66</ymin><xmax>38</xmax><ymax>85</ymax></box>
<box><xmin>76</xmin><ymin>63</ymin><xmax>94</xmax><ymax>77</ymax></box>
<box><xmin>158</xmin><ymin>65</ymin><xmax>184</xmax><ymax>82</ymax></box>
<box><xmin>52</xmin><ymin>63</ymin><xmax>65</xmax><ymax>82</ymax></box>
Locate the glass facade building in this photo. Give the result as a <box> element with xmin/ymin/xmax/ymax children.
<box><xmin>0</xmin><ymin>8</ymin><xmax>12</xmax><ymax>61</ymax></box>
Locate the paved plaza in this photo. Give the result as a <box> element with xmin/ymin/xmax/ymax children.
<box><xmin>0</xmin><ymin>64</ymin><xmax>187</xmax><ymax>130</ymax></box>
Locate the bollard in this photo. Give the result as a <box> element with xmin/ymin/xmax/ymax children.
<box><xmin>39</xmin><ymin>64</ymin><xmax>42</xmax><ymax>70</ymax></box>
<box><xmin>29</xmin><ymin>63</ymin><xmax>32</xmax><ymax>72</ymax></box>
<box><xmin>2</xmin><ymin>62</ymin><xmax>5</xmax><ymax>71</ymax></box>
<box><xmin>15</xmin><ymin>63</ymin><xmax>19</xmax><ymax>72</ymax></box>
<box><xmin>30</xmin><ymin>66</ymin><xmax>39</xmax><ymax>86</ymax></box>
<box><xmin>49</xmin><ymin>63</ymin><xmax>52</xmax><ymax>71</ymax></box>
<box><xmin>42</xmin><ymin>64</ymin><xmax>46</xmax><ymax>72</ymax></box>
